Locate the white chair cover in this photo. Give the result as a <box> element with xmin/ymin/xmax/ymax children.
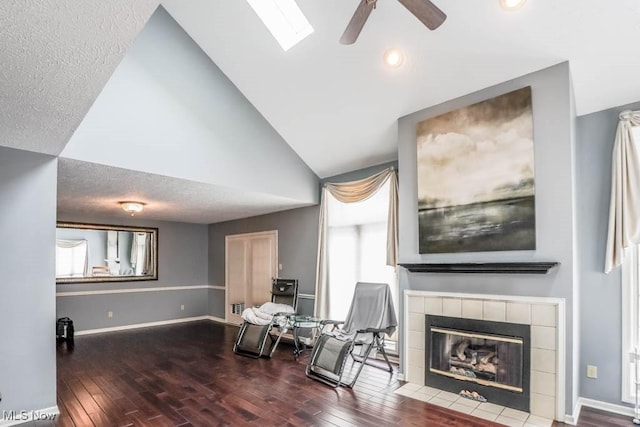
<box><xmin>340</xmin><ymin>282</ymin><xmax>398</xmax><ymax>341</ymax></box>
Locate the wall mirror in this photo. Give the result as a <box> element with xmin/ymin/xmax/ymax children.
<box><xmin>56</xmin><ymin>222</ymin><xmax>158</xmax><ymax>284</ymax></box>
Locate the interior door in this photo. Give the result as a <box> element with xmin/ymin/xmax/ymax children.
<box><xmin>225</xmin><ymin>231</ymin><xmax>278</xmax><ymax>325</ymax></box>
<box><xmin>248</xmin><ymin>235</ymin><xmax>277</xmax><ymax>308</ymax></box>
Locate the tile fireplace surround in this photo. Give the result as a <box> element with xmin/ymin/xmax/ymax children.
<box><xmin>403</xmin><ymin>291</ymin><xmax>566</xmax><ymax>421</ymax></box>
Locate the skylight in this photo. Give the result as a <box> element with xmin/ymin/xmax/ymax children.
<box><xmin>246</xmin><ymin>0</ymin><xmax>313</xmax><ymax>51</ymax></box>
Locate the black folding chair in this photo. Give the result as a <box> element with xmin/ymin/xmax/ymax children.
<box><xmin>306</xmin><ymin>282</ymin><xmax>397</xmax><ymax>387</ymax></box>
<box><xmin>233</xmin><ymin>278</ymin><xmax>298</xmax><ymax>358</ymax></box>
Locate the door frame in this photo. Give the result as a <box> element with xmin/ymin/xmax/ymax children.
<box><xmin>224</xmin><ymin>230</ymin><xmax>278</xmax><ymax>324</ymax></box>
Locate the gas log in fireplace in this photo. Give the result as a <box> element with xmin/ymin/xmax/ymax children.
<box><xmin>425</xmin><ymin>315</ymin><xmax>531</xmax><ymax>412</ymax></box>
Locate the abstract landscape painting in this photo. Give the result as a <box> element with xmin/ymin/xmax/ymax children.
<box><xmin>416</xmin><ymin>86</ymin><xmax>535</xmax><ymax>254</ymax></box>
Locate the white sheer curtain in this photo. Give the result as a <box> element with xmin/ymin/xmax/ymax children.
<box><xmin>605</xmin><ymin>110</ymin><xmax>640</xmax><ymax>272</ymax></box>
<box><xmin>622</xmin><ymin>244</ymin><xmax>640</xmax><ymax>403</ymax></box>
<box><xmin>55</xmin><ymin>239</ymin><xmax>89</xmax><ymax>277</ymax></box>
<box><xmin>131</xmin><ymin>233</ymin><xmax>152</xmax><ymax>275</ymax></box>
<box><xmin>326</xmin><ymin>181</ymin><xmax>397</xmax><ymax>320</ymax></box>
<box><xmin>314</xmin><ymin>167</ymin><xmax>398</xmax><ymax>319</ymax></box>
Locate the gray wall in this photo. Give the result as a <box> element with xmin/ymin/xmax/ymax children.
<box><xmin>398</xmin><ymin>62</ymin><xmax>578</xmax><ymax>415</ymax></box>
<box><xmin>208</xmin><ymin>288</ymin><xmax>226</xmax><ymax>320</ymax></box>
<box><xmin>60</xmin><ymin>6</ymin><xmax>319</xmax><ymax>205</ymax></box>
<box><xmin>207</xmin><ymin>161</ymin><xmax>397</xmax><ymax>319</ymax></box>
<box><xmin>208</xmin><ymin>206</ymin><xmax>320</xmax><ymax>317</ymax></box>
<box><xmin>0</xmin><ymin>147</ymin><xmax>58</xmax><ymax>413</ymax></box>
<box><xmin>56</xmin><ymin>214</ymin><xmax>210</xmax><ymax>331</ymax></box>
<box><xmin>575</xmin><ymin>100</ymin><xmax>640</xmax><ymax>407</ymax></box>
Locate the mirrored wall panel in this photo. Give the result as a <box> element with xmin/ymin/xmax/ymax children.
<box><xmin>56</xmin><ymin>222</ymin><xmax>158</xmax><ymax>284</ymax></box>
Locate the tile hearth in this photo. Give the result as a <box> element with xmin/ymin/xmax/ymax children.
<box><xmin>394</xmin><ymin>383</ymin><xmax>554</xmax><ymax>427</ymax></box>
<box><xmin>403</xmin><ymin>291</ymin><xmax>565</xmax><ymax>421</ymax></box>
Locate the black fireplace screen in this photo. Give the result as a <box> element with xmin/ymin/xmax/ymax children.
<box><xmin>425</xmin><ymin>315</ymin><xmax>531</xmax><ymax>411</ymax></box>
<box><xmin>429</xmin><ymin>327</ymin><xmax>523</xmax><ymax>392</ymax></box>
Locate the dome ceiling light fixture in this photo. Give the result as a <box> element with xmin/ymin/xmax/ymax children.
<box><xmin>119</xmin><ymin>201</ymin><xmax>145</xmax><ymax>216</ymax></box>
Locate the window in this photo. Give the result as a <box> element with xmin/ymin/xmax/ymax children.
<box><xmin>622</xmin><ymin>126</ymin><xmax>640</xmax><ymax>403</ymax></box>
<box><xmin>55</xmin><ymin>240</ymin><xmax>88</xmax><ymax>277</ymax></box>
<box><xmin>326</xmin><ymin>180</ymin><xmax>398</xmax><ymax>349</ymax></box>
<box><xmin>622</xmin><ymin>244</ymin><xmax>640</xmax><ymax>403</ymax></box>
<box><xmin>245</xmin><ymin>0</ymin><xmax>313</xmax><ymax>51</ymax></box>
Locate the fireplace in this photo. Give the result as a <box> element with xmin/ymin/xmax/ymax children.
<box><xmin>425</xmin><ymin>315</ymin><xmax>531</xmax><ymax>412</ymax></box>
<box><xmin>404</xmin><ymin>292</ymin><xmax>562</xmax><ymax>420</ymax></box>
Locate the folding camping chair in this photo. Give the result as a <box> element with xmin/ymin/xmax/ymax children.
<box><xmin>233</xmin><ymin>278</ymin><xmax>298</xmax><ymax>358</ymax></box>
<box><xmin>306</xmin><ymin>282</ymin><xmax>397</xmax><ymax>388</ymax></box>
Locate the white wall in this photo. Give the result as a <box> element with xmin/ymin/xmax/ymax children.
<box><xmin>61</xmin><ymin>6</ymin><xmax>318</xmax><ymax>204</ymax></box>
<box><xmin>0</xmin><ymin>147</ymin><xmax>58</xmax><ymax>413</ymax></box>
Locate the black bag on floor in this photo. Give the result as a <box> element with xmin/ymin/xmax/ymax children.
<box><xmin>56</xmin><ymin>317</ymin><xmax>74</xmax><ymax>344</ymax></box>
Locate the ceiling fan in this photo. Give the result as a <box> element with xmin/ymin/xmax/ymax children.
<box><xmin>340</xmin><ymin>0</ymin><xmax>447</xmax><ymax>45</ymax></box>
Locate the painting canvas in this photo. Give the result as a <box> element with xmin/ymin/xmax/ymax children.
<box><xmin>417</xmin><ymin>86</ymin><xmax>535</xmax><ymax>254</ymax></box>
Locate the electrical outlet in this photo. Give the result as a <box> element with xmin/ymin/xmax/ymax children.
<box><xmin>278</xmin><ymin>263</ymin><xmax>283</xmax><ymax>271</ymax></box>
<box><xmin>587</xmin><ymin>365</ymin><xmax>598</xmax><ymax>378</ymax></box>
<box><xmin>180</xmin><ymin>304</ymin><xmax>185</xmax><ymax>311</ymax></box>
<box><xmin>108</xmin><ymin>311</ymin><xmax>113</xmax><ymax>318</ymax></box>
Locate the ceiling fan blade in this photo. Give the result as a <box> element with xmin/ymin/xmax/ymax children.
<box><xmin>340</xmin><ymin>0</ymin><xmax>376</xmax><ymax>45</ymax></box>
<box><xmin>397</xmin><ymin>0</ymin><xmax>446</xmax><ymax>30</ymax></box>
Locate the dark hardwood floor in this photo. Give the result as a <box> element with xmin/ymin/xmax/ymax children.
<box><xmin>50</xmin><ymin>321</ymin><xmax>632</xmax><ymax>426</ymax></box>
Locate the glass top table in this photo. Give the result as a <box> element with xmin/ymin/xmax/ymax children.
<box><xmin>286</xmin><ymin>315</ymin><xmax>323</xmax><ymax>358</ymax></box>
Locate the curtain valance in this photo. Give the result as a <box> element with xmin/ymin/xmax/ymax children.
<box><xmin>314</xmin><ymin>167</ymin><xmax>398</xmax><ymax>318</ymax></box>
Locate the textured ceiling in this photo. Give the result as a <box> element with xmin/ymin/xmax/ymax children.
<box><xmin>6</xmin><ymin>0</ymin><xmax>640</xmax><ymax>224</ymax></box>
<box><xmin>0</xmin><ymin>0</ymin><xmax>158</xmax><ymax>155</ymax></box>
<box><xmin>57</xmin><ymin>159</ymin><xmax>312</xmax><ymax>224</ymax></box>
<box><xmin>161</xmin><ymin>0</ymin><xmax>640</xmax><ymax>177</ymax></box>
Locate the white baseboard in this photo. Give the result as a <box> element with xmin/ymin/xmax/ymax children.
<box><xmin>565</xmin><ymin>397</ymin><xmax>636</xmax><ymax>425</ymax></box>
<box><xmin>580</xmin><ymin>397</ymin><xmax>635</xmax><ymax>417</ymax></box>
<box><xmin>205</xmin><ymin>315</ymin><xmax>229</xmax><ymax>324</ymax></box>
<box><xmin>0</xmin><ymin>405</ymin><xmax>59</xmax><ymax>426</ymax></box>
<box><xmin>564</xmin><ymin>399</ymin><xmax>581</xmax><ymax>425</ymax></box>
<box><xmin>75</xmin><ymin>316</ymin><xmax>212</xmax><ymax>336</ymax></box>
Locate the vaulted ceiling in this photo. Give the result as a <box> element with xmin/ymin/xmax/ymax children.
<box><xmin>2</xmin><ymin>0</ymin><xmax>640</xmax><ymax>223</ymax></box>
<box><xmin>162</xmin><ymin>0</ymin><xmax>640</xmax><ymax>176</ymax></box>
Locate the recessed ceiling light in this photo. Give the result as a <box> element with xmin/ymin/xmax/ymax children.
<box><xmin>246</xmin><ymin>0</ymin><xmax>314</xmax><ymax>51</ymax></box>
<box><xmin>383</xmin><ymin>48</ymin><xmax>404</xmax><ymax>68</ymax></box>
<box><xmin>500</xmin><ymin>0</ymin><xmax>526</xmax><ymax>11</ymax></box>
